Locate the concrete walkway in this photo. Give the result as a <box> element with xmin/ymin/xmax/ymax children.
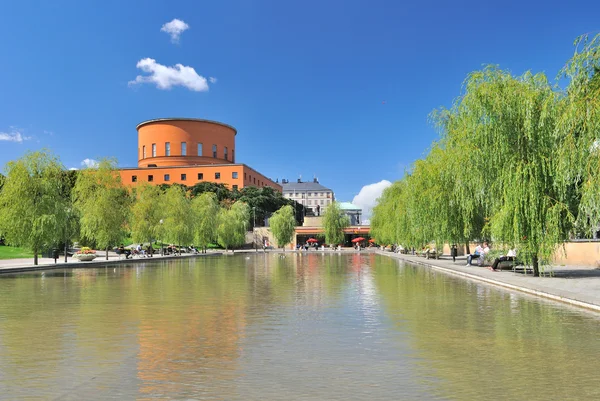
<box><xmin>0</xmin><ymin>250</ymin><xmax>223</xmax><ymax>274</ymax></box>
<box><xmin>378</xmin><ymin>251</ymin><xmax>600</xmax><ymax>312</ymax></box>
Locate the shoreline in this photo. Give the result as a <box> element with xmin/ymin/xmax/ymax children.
<box><xmin>377</xmin><ymin>250</ymin><xmax>600</xmax><ymax>313</ymax></box>
<box><xmin>4</xmin><ymin>248</ymin><xmax>600</xmax><ymax>314</ymax></box>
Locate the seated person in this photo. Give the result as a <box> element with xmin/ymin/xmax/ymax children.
<box><xmin>466</xmin><ymin>242</ymin><xmax>489</xmax><ymax>266</ymax></box>
<box><xmin>118</xmin><ymin>244</ymin><xmax>131</xmax><ymax>259</ymax></box>
<box><xmin>490</xmin><ymin>248</ymin><xmax>517</xmax><ymax>271</ymax></box>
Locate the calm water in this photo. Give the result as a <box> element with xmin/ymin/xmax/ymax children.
<box><xmin>0</xmin><ymin>253</ymin><xmax>599</xmax><ymax>400</ymax></box>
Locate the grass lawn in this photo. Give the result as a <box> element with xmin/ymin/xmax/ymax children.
<box><xmin>0</xmin><ymin>245</ymin><xmax>34</xmax><ymax>259</ymax></box>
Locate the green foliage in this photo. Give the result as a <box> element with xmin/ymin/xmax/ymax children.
<box><xmin>269</xmin><ymin>205</ymin><xmax>296</xmax><ymax>249</ymax></box>
<box><xmin>322</xmin><ymin>202</ymin><xmax>350</xmax><ymax>246</ymax></box>
<box><xmin>130</xmin><ymin>183</ymin><xmax>162</xmax><ymax>244</ymax></box>
<box><xmin>0</xmin><ymin>150</ymin><xmax>69</xmax><ymax>264</ymax></box>
<box><xmin>192</xmin><ymin>192</ymin><xmax>220</xmax><ymax>251</ymax></box>
<box><xmin>217</xmin><ymin>202</ymin><xmax>250</xmax><ymax>251</ymax></box>
<box><xmin>160</xmin><ymin>185</ymin><xmax>194</xmax><ymax>247</ymax></box>
<box><xmin>72</xmin><ymin>158</ymin><xmax>131</xmax><ymax>257</ymax></box>
<box><xmin>371</xmin><ymin>33</ymin><xmax>600</xmax><ymax>277</ymax></box>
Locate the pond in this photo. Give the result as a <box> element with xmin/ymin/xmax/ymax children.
<box><xmin>0</xmin><ymin>253</ymin><xmax>599</xmax><ymax>400</ymax></box>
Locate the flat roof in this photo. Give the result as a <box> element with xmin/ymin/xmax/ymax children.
<box><xmin>136</xmin><ymin>118</ymin><xmax>237</xmax><ymax>135</ymax></box>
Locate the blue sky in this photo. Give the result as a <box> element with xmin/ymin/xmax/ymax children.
<box><xmin>1</xmin><ymin>0</ymin><xmax>599</xmax><ymax>215</ymax></box>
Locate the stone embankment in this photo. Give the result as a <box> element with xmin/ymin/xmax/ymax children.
<box><xmin>379</xmin><ymin>250</ymin><xmax>600</xmax><ymax>312</ymax></box>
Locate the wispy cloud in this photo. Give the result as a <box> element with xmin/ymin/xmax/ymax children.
<box><xmin>161</xmin><ymin>18</ymin><xmax>189</xmax><ymax>43</ymax></box>
<box><xmin>81</xmin><ymin>158</ymin><xmax>99</xmax><ymax>168</ymax></box>
<box><xmin>0</xmin><ymin>129</ymin><xmax>31</xmax><ymax>143</ymax></box>
<box><xmin>209</xmin><ymin>77</ymin><xmax>218</xmax><ymax>84</ymax></box>
<box><xmin>129</xmin><ymin>58</ymin><xmax>209</xmax><ymax>92</ymax></box>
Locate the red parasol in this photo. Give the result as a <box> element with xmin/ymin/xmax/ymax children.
<box><xmin>351</xmin><ymin>237</ymin><xmax>365</xmax><ymax>243</ymax></box>
<box><xmin>368</xmin><ymin>239</ymin><xmax>376</xmax><ymax>243</ymax></box>
<box><xmin>306</xmin><ymin>238</ymin><xmax>319</xmax><ymax>243</ymax></box>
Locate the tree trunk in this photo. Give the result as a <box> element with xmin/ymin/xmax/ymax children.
<box><xmin>33</xmin><ymin>247</ymin><xmax>38</xmax><ymax>266</ymax></box>
<box><xmin>532</xmin><ymin>255</ymin><xmax>540</xmax><ymax>277</ymax></box>
<box><xmin>64</xmin><ymin>240</ymin><xmax>68</xmax><ymax>263</ymax></box>
<box><xmin>106</xmin><ymin>246</ymin><xmax>109</xmax><ymax>260</ymax></box>
<box><xmin>465</xmin><ymin>243</ymin><xmax>470</xmax><ymax>255</ymax></box>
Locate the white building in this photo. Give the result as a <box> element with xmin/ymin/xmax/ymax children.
<box><xmin>281</xmin><ymin>178</ymin><xmax>334</xmax><ymax>216</ymax></box>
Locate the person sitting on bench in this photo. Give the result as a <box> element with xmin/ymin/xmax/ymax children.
<box><xmin>466</xmin><ymin>242</ymin><xmax>489</xmax><ymax>266</ymax></box>
<box><xmin>490</xmin><ymin>248</ymin><xmax>517</xmax><ymax>271</ymax></box>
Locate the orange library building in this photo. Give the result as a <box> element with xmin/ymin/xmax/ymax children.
<box><xmin>119</xmin><ymin>118</ymin><xmax>281</xmax><ymax>192</ymax></box>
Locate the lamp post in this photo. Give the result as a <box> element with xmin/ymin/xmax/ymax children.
<box><xmin>64</xmin><ymin>207</ymin><xmax>71</xmax><ymax>263</ymax></box>
<box><xmin>159</xmin><ymin>219</ymin><xmax>164</xmax><ymax>256</ymax></box>
<box><xmin>252</xmin><ymin>207</ymin><xmax>256</xmax><ymax>252</ymax></box>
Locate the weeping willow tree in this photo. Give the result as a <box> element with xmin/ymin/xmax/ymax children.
<box><xmin>72</xmin><ymin>158</ymin><xmax>131</xmax><ymax>260</ymax></box>
<box><xmin>161</xmin><ymin>185</ymin><xmax>194</xmax><ymax>252</ymax></box>
<box><xmin>217</xmin><ymin>201</ymin><xmax>250</xmax><ymax>252</ymax></box>
<box><xmin>322</xmin><ymin>202</ymin><xmax>350</xmax><ymax>246</ymax></box>
<box><xmin>269</xmin><ymin>205</ymin><xmax>296</xmax><ymax>251</ymax></box>
<box><xmin>555</xmin><ymin>34</ymin><xmax>600</xmax><ymax>238</ymax></box>
<box><xmin>130</xmin><ymin>182</ymin><xmax>163</xmax><ymax>246</ymax></box>
<box><xmin>192</xmin><ymin>192</ymin><xmax>220</xmax><ymax>253</ymax></box>
<box><xmin>435</xmin><ymin>66</ymin><xmax>571</xmax><ymax>276</ymax></box>
<box><xmin>0</xmin><ymin>151</ymin><xmax>69</xmax><ymax>265</ymax></box>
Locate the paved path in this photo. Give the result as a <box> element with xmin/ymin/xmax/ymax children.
<box><xmin>0</xmin><ymin>251</ymin><xmax>222</xmax><ymax>274</ymax></box>
<box><xmin>378</xmin><ymin>251</ymin><xmax>600</xmax><ymax>312</ymax></box>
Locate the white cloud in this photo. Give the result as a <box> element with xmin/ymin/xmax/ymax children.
<box><xmin>209</xmin><ymin>77</ymin><xmax>218</xmax><ymax>84</ymax></box>
<box><xmin>69</xmin><ymin>167</ymin><xmax>79</xmax><ymax>171</ymax></box>
<box><xmin>81</xmin><ymin>158</ymin><xmax>99</xmax><ymax>168</ymax></box>
<box><xmin>352</xmin><ymin>180</ymin><xmax>393</xmax><ymax>224</ymax></box>
<box><xmin>129</xmin><ymin>58</ymin><xmax>209</xmax><ymax>92</ymax></box>
<box><xmin>0</xmin><ymin>129</ymin><xmax>31</xmax><ymax>143</ymax></box>
<box><xmin>161</xmin><ymin>18</ymin><xmax>189</xmax><ymax>43</ymax></box>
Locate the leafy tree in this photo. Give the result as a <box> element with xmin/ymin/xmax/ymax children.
<box><xmin>130</xmin><ymin>183</ymin><xmax>162</xmax><ymax>246</ymax></box>
<box><xmin>269</xmin><ymin>205</ymin><xmax>296</xmax><ymax>250</ymax></box>
<box><xmin>73</xmin><ymin>158</ymin><xmax>131</xmax><ymax>260</ymax></box>
<box><xmin>217</xmin><ymin>202</ymin><xmax>250</xmax><ymax>252</ymax></box>
<box><xmin>556</xmin><ymin>34</ymin><xmax>600</xmax><ymax>239</ymax></box>
<box><xmin>160</xmin><ymin>185</ymin><xmax>194</xmax><ymax>252</ymax></box>
<box><xmin>0</xmin><ymin>150</ymin><xmax>68</xmax><ymax>265</ymax></box>
<box><xmin>189</xmin><ymin>182</ymin><xmax>232</xmax><ymax>201</ymax></box>
<box><xmin>192</xmin><ymin>192</ymin><xmax>220</xmax><ymax>252</ymax></box>
<box><xmin>322</xmin><ymin>202</ymin><xmax>350</xmax><ymax>246</ymax></box>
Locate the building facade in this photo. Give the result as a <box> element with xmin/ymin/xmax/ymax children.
<box><xmin>281</xmin><ymin>178</ymin><xmax>334</xmax><ymax>216</ymax></box>
<box><xmin>119</xmin><ymin>118</ymin><xmax>281</xmax><ymax>191</ymax></box>
<box><xmin>338</xmin><ymin>202</ymin><xmax>362</xmax><ymax>225</ymax></box>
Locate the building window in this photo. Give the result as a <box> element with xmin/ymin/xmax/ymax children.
<box><xmin>308</xmin><ymin>200</ymin><xmax>312</xmax><ymax>205</ymax></box>
<box><xmin>253</xmin><ymin>177</ymin><xmax>256</xmax><ymax>184</ymax></box>
<box><xmin>181</xmin><ymin>142</ymin><xmax>187</xmax><ymax>156</ymax></box>
<box><xmin>232</xmin><ymin>172</ymin><xmax>238</xmax><ymax>179</ymax></box>
<box><xmin>164</xmin><ymin>174</ymin><xmax>170</xmax><ymax>181</ymax></box>
<box><xmin>320</xmin><ymin>200</ymin><xmax>324</xmax><ymax>205</ymax></box>
<box><xmin>232</xmin><ymin>149</ymin><xmax>235</xmax><ymax>163</ymax></box>
<box><xmin>198</xmin><ymin>173</ymin><xmax>203</xmax><ymax>180</ymax></box>
<box><xmin>142</xmin><ymin>146</ymin><xmax>146</xmax><ymax>159</ymax></box>
<box><xmin>224</xmin><ymin>146</ymin><xmax>228</xmax><ymax>161</ymax></box>
<box><xmin>132</xmin><ymin>175</ymin><xmax>137</xmax><ymax>182</ymax></box>
<box><xmin>181</xmin><ymin>174</ymin><xmax>186</xmax><ymax>181</ymax></box>
<box><xmin>233</xmin><ymin>185</ymin><xmax>238</xmax><ymax>190</ymax></box>
<box><xmin>165</xmin><ymin>142</ymin><xmax>171</xmax><ymax>156</ymax></box>
<box><xmin>152</xmin><ymin>144</ymin><xmax>156</xmax><ymax>157</ymax></box>
<box><xmin>198</xmin><ymin>143</ymin><xmax>203</xmax><ymax>156</ymax></box>
<box><xmin>215</xmin><ymin>172</ymin><xmax>221</xmax><ymax>179</ymax></box>
<box><xmin>212</xmin><ymin>144</ymin><xmax>217</xmax><ymax>158</ymax></box>
<box><xmin>148</xmin><ymin>175</ymin><xmax>154</xmax><ymax>182</ymax></box>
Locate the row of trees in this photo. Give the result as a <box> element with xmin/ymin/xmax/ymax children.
<box><xmin>0</xmin><ymin>153</ymin><xmax>301</xmax><ymax>264</ymax></box>
<box><xmin>372</xmin><ymin>34</ymin><xmax>600</xmax><ymax>276</ymax></box>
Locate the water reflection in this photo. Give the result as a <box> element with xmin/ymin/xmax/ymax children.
<box><xmin>0</xmin><ymin>254</ymin><xmax>599</xmax><ymax>400</ymax></box>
